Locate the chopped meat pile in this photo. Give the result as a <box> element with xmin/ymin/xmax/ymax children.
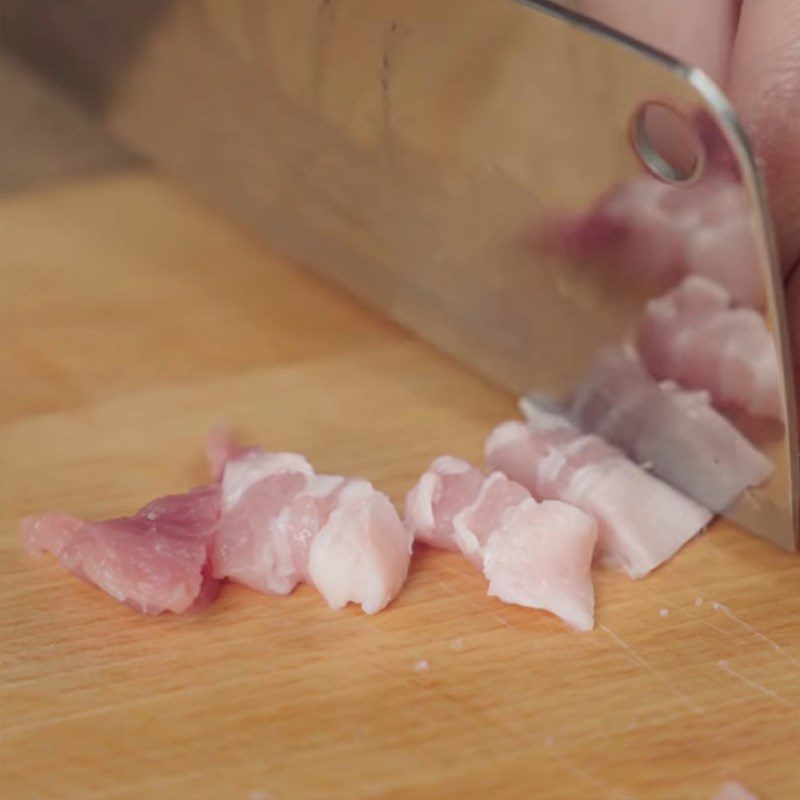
<box><xmin>22</xmin><ymin>370</ymin><xmax>765</xmax><ymax>629</ymax></box>
<box><xmin>639</xmin><ymin>276</ymin><xmax>781</xmax><ymax>420</ymax></box>
<box><xmin>569</xmin><ymin>346</ymin><xmax>773</xmax><ymax>513</ymax></box>
<box><xmin>215</xmin><ymin>440</ymin><xmax>412</xmax><ymax>614</ymax></box>
<box><xmin>22</xmin><ymin>430</ymin><xmax>411</xmax><ymax>616</ymax></box>
<box><xmin>406</xmin><ymin>457</ymin><xmax>597</xmax><ymax>631</ymax></box>
<box><xmin>485</xmin><ymin>404</ymin><xmax>712</xmax><ymax>579</ymax></box>
<box><xmin>21</xmin><ymin>484</ymin><xmax>221</xmax><ymax>615</ymax></box>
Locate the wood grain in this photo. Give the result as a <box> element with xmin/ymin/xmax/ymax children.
<box><xmin>1</xmin><ymin>172</ymin><xmax>798</xmax><ymax>800</ymax></box>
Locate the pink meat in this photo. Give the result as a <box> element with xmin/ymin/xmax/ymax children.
<box><xmin>405</xmin><ymin>457</ymin><xmax>597</xmax><ymax>631</ymax></box>
<box><xmin>213</xmin><ymin>440</ymin><xmax>411</xmax><ymax>614</ymax></box>
<box><xmin>485</xmin><ymin>411</ymin><xmax>712</xmax><ymax>579</ymax></box>
<box><xmin>137</xmin><ymin>484</ymin><xmax>221</xmax><ymax>533</ymax></box>
<box><xmin>20</xmin><ymin>484</ymin><xmax>221</xmax><ymax>615</ymax></box>
<box><xmin>276</xmin><ymin>474</ymin><xmax>347</xmax><ymax>583</ymax></box>
<box><xmin>308</xmin><ymin>480</ymin><xmax>413</xmax><ymax>614</ymax></box>
<box><xmin>569</xmin><ymin>346</ymin><xmax>773</xmax><ymax>513</ymax></box>
<box><xmin>213</xmin><ymin>470</ymin><xmax>311</xmax><ymax>595</ymax></box>
<box><xmin>452</xmin><ymin>472</ymin><xmax>530</xmax><ymax>567</ymax></box>
<box><xmin>639</xmin><ymin>275</ymin><xmax>782</xmax><ymax>420</ymax></box>
<box><xmin>221</xmin><ymin>449</ymin><xmax>314</xmax><ymax>511</ymax></box>
<box><xmin>404</xmin><ymin>456</ymin><xmax>485</xmax><ymax>551</ymax></box>
<box><xmin>484</xmin><ymin>499</ymin><xmax>597</xmax><ymax>632</ymax></box>
<box><xmin>22</xmin><ymin>426</ymin><xmax>412</xmax><ymax>616</ymax></box>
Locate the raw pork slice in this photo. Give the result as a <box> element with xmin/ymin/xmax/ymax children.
<box><xmin>21</xmin><ymin>484</ymin><xmax>221</xmax><ymax>615</ymax></box>
<box><xmin>639</xmin><ymin>276</ymin><xmax>782</xmax><ymax>420</ymax></box>
<box><xmin>212</xmin><ymin>436</ymin><xmax>412</xmax><ymax>614</ymax></box>
<box><xmin>569</xmin><ymin>346</ymin><xmax>773</xmax><ymax>512</ymax></box>
<box><xmin>213</xmin><ymin>467</ymin><xmax>312</xmax><ymax>596</ymax></box>
<box><xmin>404</xmin><ymin>456</ymin><xmax>486</xmax><ymax>553</ymax></box>
<box><xmin>405</xmin><ymin>458</ymin><xmax>597</xmax><ymax>631</ymax></box>
<box><xmin>483</xmin><ymin>499</ymin><xmax>597</xmax><ymax>631</ymax></box>
<box><xmin>485</xmin><ymin>409</ymin><xmax>712</xmax><ymax>579</ymax></box>
<box><xmin>308</xmin><ymin>480</ymin><xmax>413</xmax><ymax>614</ymax></box>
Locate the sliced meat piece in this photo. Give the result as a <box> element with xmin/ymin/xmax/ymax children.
<box><xmin>404</xmin><ymin>456</ymin><xmax>484</xmax><ymax>551</ymax></box>
<box><xmin>213</xmin><ymin>470</ymin><xmax>311</xmax><ymax>595</ymax></box>
<box><xmin>275</xmin><ymin>474</ymin><xmax>347</xmax><ymax>583</ymax></box>
<box><xmin>639</xmin><ymin>275</ymin><xmax>782</xmax><ymax>419</ymax></box>
<box><xmin>205</xmin><ymin>426</ymin><xmax>315</xmax><ymax>512</ymax></box>
<box><xmin>309</xmin><ymin>480</ymin><xmax>412</xmax><ymax>614</ymax></box>
<box><xmin>405</xmin><ymin>457</ymin><xmax>597</xmax><ymax>630</ymax></box>
<box><xmin>569</xmin><ymin>345</ymin><xmax>773</xmax><ymax>512</ymax></box>
<box><xmin>484</xmin><ymin>499</ymin><xmax>597</xmax><ymax>632</ymax></box>
<box><xmin>213</xmin><ymin>439</ymin><xmax>411</xmax><ymax>614</ymax></box>
<box><xmin>485</xmin><ymin>411</ymin><xmax>711</xmax><ymax>579</ymax></box>
<box><xmin>137</xmin><ymin>483</ymin><xmax>221</xmax><ymax>535</ymax></box>
<box><xmin>21</xmin><ymin>483</ymin><xmax>221</xmax><ymax>615</ymax></box>
<box><xmin>221</xmin><ymin>449</ymin><xmax>314</xmax><ymax>511</ymax></box>
<box><xmin>451</xmin><ymin>471</ymin><xmax>529</xmax><ymax>567</ymax></box>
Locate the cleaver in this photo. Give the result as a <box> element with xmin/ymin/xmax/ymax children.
<box><xmin>7</xmin><ymin>0</ymin><xmax>796</xmax><ymax>548</ymax></box>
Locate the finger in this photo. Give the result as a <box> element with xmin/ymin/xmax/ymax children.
<box><xmin>729</xmin><ymin>0</ymin><xmax>800</xmax><ymax>272</ymax></box>
<box><xmin>575</xmin><ymin>0</ymin><xmax>739</xmax><ymax>86</ymax></box>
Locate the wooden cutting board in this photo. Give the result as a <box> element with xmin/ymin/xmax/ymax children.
<box><xmin>1</xmin><ymin>171</ymin><xmax>798</xmax><ymax>800</ymax></box>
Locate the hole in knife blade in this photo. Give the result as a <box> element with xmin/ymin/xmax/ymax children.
<box><xmin>631</xmin><ymin>101</ymin><xmax>703</xmax><ymax>184</ymax></box>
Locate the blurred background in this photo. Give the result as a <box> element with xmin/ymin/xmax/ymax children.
<box><xmin>1</xmin><ymin>2</ymin><xmax>144</xmax><ymax>193</ymax></box>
